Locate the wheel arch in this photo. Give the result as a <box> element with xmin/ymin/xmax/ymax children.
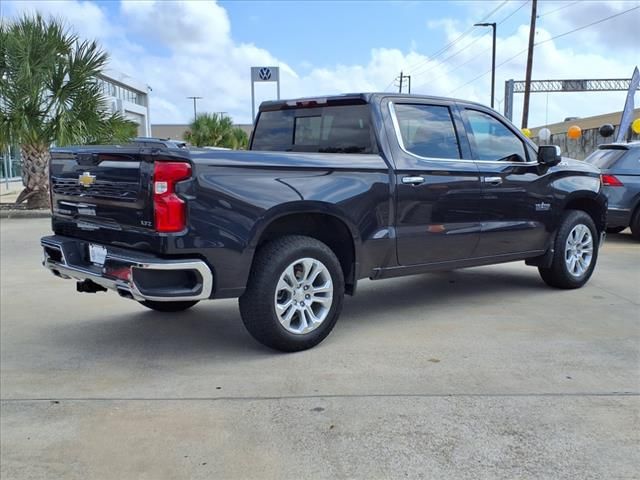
<box><xmin>248</xmin><ymin>202</ymin><xmax>361</xmax><ymax>294</ymax></box>
<box><xmin>563</xmin><ymin>192</ymin><xmax>607</xmax><ymax>233</ymax></box>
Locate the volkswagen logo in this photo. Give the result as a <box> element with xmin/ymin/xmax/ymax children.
<box><xmin>258</xmin><ymin>67</ymin><xmax>272</xmax><ymax>81</ymax></box>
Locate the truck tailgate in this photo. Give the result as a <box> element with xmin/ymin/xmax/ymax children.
<box><xmin>50</xmin><ymin>147</ymin><xmax>154</xmax><ymax>231</ymax></box>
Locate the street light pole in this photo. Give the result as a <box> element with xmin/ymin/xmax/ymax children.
<box><xmin>474</xmin><ymin>22</ymin><xmax>497</xmax><ymax>109</ymax></box>
<box><xmin>187</xmin><ymin>96</ymin><xmax>203</xmax><ymax>122</ymax></box>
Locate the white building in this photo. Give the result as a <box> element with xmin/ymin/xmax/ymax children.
<box><xmin>98</xmin><ymin>70</ymin><xmax>151</xmax><ymax>137</ymax></box>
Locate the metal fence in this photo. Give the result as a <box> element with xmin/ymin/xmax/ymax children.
<box><xmin>2</xmin><ymin>146</ymin><xmax>22</xmax><ymax>187</ymax></box>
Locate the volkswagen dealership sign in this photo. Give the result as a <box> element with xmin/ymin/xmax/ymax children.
<box><xmin>251</xmin><ymin>66</ymin><xmax>279</xmax><ymax>83</ymax></box>
<box><xmin>251</xmin><ymin>66</ymin><xmax>280</xmax><ymax>121</ymax></box>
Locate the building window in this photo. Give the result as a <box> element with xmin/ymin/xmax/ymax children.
<box><xmin>98</xmin><ymin>77</ymin><xmax>145</xmax><ymax>106</ymax></box>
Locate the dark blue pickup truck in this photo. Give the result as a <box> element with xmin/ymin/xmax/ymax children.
<box><xmin>41</xmin><ymin>93</ymin><xmax>606</xmax><ymax>351</ymax></box>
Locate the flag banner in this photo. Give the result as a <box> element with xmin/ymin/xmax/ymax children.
<box><xmin>615</xmin><ymin>66</ymin><xmax>639</xmax><ymax>143</ymax></box>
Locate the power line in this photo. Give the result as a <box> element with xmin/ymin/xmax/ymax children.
<box><xmin>403</xmin><ymin>0</ymin><xmax>510</xmax><ymax>75</ymax></box>
<box><xmin>497</xmin><ymin>0</ymin><xmax>530</xmax><ymax>25</ymax></box>
<box><xmin>447</xmin><ymin>47</ymin><xmax>528</xmax><ymax>95</ymax></box>
<box><xmin>382</xmin><ymin>77</ymin><xmax>397</xmax><ymax>92</ymax></box>
<box><xmin>537</xmin><ymin>4</ymin><xmax>639</xmax><ymax>44</ymax></box>
<box><xmin>411</xmin><ymin>31</ymin><xmax>491</xmax><ymax>77</ymax></box>
<box><xmin>446</xmin><ymin>4</ymin><xmax>640</xmax><ymax>95</ymax></box>
<box><xmin>537</xmin><ymin>0</ymin><xmax>580</xmax><ymax>19</ymax></box>
<box><xmin>429</xmin><ymin>19</ymin><xmax>526</xmax><ymax>85</ymax></box>
<box><xmin>411</xmin><ymin>0</ymin><xmax>529</xmax><ymax>81</ymax></box>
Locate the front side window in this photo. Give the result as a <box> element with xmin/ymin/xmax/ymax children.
<box><xmin>252</xmin><ymin>104</ymin><xmax>374</xmax><ymax>153</ymax></box>
<box><xmin>464</xmin><ymin>109</ymin><xmax>527</xmax><ymax>162</ymax></box>
<box><xmin>394</xmin><ymin>104</ymin><xmax>460</xmax><ymax>159</ymax></box>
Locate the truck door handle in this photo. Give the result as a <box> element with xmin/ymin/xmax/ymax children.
<box><xmin>402</xmin><ymin>176</ymin><xmax>425</xmax><ymax>185</ymax></box>
<box><xmin>483</xmin><ymin>176</ymin><xmax>503</xmax><ymax>185</ymax></box>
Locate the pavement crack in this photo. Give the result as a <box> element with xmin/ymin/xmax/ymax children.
<box><xmin>1</xmin><ymin>392</ymin><xmax>639</xmax><ymax>403</ymax></box>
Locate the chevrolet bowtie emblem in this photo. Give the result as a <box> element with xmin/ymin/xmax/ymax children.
<box><xmin>78</xmin><ymin>172</ymin><xmax>96</xmax><ymax>187</ymax></box>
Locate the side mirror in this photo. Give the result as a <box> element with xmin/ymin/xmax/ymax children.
<box><xmin>537</xmin><ymin>145</ymin><xmax>561</xmax><ymax>166</ymax></box>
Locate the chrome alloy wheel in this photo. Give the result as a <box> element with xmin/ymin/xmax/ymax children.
<box><xmin>564</xmin><ymin>224</ymin><xmax>593</xmax><ymax>277</ymax></box>
<box><xmin>274</xmin><ymin>257</ymin><xmax>334</xmax><ymax>335</ymax></box>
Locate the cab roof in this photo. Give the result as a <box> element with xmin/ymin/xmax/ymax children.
<box><xmin>258</xmin><ymin>93</ymin><xmax>487</xmax><ymax>112</ymax></box>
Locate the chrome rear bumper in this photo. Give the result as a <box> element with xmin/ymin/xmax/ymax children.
<box><xmin>41</xmin><ymin>236</ymin><xmax>213</xmax><ymax>302</ymax></box>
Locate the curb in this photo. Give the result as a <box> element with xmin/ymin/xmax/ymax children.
<box><xmin>0</xmin><ymin>209</ymin><xmax>50</xmax><ymax>219</ymax></box>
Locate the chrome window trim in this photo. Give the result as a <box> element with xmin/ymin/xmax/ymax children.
<box><xmin>388</xmin><ymin>101</ymin><xmax>539</xmax><ymax>166</ymax></box>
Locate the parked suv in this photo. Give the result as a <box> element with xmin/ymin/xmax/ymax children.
<box><xmin>585</xmin><ymin>142</ymin><xmax>639</xmax><ymax>239</ymax></box>
<box><xmin>41</xmin><ymin>93</ymin><xmax>607</xmax><ymax>351</ymax></box>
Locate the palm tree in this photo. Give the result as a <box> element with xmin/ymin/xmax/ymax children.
<box><xmin>184</xmin><ymin>113</ymin><xmax>244</xmax><ymax>148</ymax></box>
<box><xmin>0</xmin><ymin>14</ymin><xmax>137</xmax><ymax>208</ymax></box>
<box><xmin>231</xmin><ymin>127</ymin><xmax>249</xmax><ymax>150</ymax></box>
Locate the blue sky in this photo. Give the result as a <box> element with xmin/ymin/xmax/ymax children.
<box><xmin>220</xmin><ymin>1</ymin><xmax>457</xmax><ymax>68</ymax></box>
<box><xmin>3</xmin><ymin>0</ymin><xmax>639</xmax><ymax>126</ymax></box>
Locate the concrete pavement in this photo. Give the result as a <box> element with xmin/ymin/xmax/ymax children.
<box><xmin>1</xmin><ymin>218</ymin><xmax>639</xmax><ymax>479</ymax></box>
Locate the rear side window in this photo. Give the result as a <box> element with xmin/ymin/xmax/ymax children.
<box><xmin>585</xmin><ymin>148</ymin><xmax>625</xmax><ymax>170</ymax></box>
<box><xmin>393</xmin><ymin>104</ymin><xmax>460</xmax><ymax>159</ymax></box>
<box><xmin>252</xmin><ymin>104</ymin><xmax>375</xmax><ymax>153</ymax></box>
<box><xmin>617</xmin><ymin>150</ymin><xmax>640</xmax><ymax>172</ymax></box>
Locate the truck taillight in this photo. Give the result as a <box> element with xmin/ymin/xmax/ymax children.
<box><xmin>153</xmin><ymin>161</ymin><xmax>191</xmax><ymax>232</ymax></box>
<box><xmin>601</xmin><ymin>174</ymin><xmax>623</xmax><ymax>187</ymax></box>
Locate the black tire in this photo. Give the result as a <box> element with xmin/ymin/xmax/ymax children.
<box><xmin>538</xmin><ymin>210</ymin><xmax>599</xmax><ymax>289</ymax></box>
<box><xmin>239</xmin><ymin>235</ymin><xmax>345</xmax><ymax>352</ymax></box>
<box><xmin>631</xmin><ymin>208</ymin><xmax>640</xmax><ymax>241</ymax></box>
<box><xmin>606</xmin><ymin>226</ymin><xmax>625</xmax><ymax>234</ymax></box>
<box><xmin>139</xmin><ymin>300</ymin><xmax>199</xmax><ymax>312</ymax></box>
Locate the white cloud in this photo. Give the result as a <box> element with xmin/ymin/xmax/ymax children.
<box><xmin>3</xmin><ymin>0</ymin><xmax>113</xmax><ymax>40</ymax></box>
<box><xmin>4</xmin><ymin>0</ymin><xmax>638</xmax><ymax>128</ymax></box>
<box><xmin>120</xmin><ymin>0</ymin><xmax>231</xmax><ymax>53</ymax></box>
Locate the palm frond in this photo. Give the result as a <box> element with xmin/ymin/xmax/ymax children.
<box><xmin>184</xmin><ymin>112</ymin><xmax>241</xmax><ymax>148</ymax></box>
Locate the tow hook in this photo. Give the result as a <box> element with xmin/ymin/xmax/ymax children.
<box><xmin>76</xmin><ymin>280</ymin><xmax>108</xmax><ymax>293</ymax></box>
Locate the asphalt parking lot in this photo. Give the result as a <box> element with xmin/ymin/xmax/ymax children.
<box><xmin>1</xmin><ymin>217</ymin><xmax>638</xmax><ymax>479</ymax></box>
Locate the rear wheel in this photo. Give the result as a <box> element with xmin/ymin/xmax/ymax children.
<box><xmin>606</xmin><ymin>226</ymin><xmax>625</xmax><ymax>234</ymax></box>
<box><xmin>631</xmin><ymin>209</ymin><xmax>640</xmax><ymax>241</ymax></box>
<box><xmin>239</xmin><ymin>235</ymin><xmax>344</xmax><ymax>352</ymax></box>
<box><xmin>538</xmin><ymin>210</ymin><xmax>599</xmax><ymax>289</ymax></box>
<box><xmin>139</xmin><ymin>300</ymin><xmax>199</xmax><ymax>312</ymax></box>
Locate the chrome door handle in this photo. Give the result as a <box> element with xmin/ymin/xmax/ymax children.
<box><xmin>483</xmin><ymin>176</ymin><xmax>503</xmax><ymax>185</ymax></box>
<box><xmin>402</xmin><ymin>176</ymin><xmax>425</xmax><ymax>185</ymax></box>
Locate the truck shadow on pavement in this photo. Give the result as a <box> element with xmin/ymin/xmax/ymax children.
<box><xmin>605</xmin><ymin>231</ymin><xmax>638</xmax><ymax>245</ymax></box>
<box><xmin>45</xmin><ymin>265</ymin><xmax>550</xmax><ymax>358</ymax></box>
<box><xmin>342</xmin><ymin>267</ymin><xmax>547</xmax><ymax>322</ymax></box>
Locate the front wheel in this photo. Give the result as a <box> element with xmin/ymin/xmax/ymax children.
<box><xmin>239</xmin><ymin>235</ymin><xmax>344</xmax><ymax>352</ymax></box>
<box><xmin>538</xmin><ymin>210</ymin><xmax>599</xmax><ymax>289</ymax></box>
<box><xmin>139</xmin><ymin>300</ymin><xmax>199</xmax><ymax>312</ymax></box>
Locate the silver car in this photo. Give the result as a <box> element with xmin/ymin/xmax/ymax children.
<box><xmin>585</xmin><ymin>142</ymin><xmax>640</xmax><ymax>240</ymax></box>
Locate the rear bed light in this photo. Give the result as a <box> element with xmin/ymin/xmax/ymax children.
<box><xmin>601</xmin><ymin>174</ymin><xmax>623</xmax><ymax>187</ymax></box>
<box><xmin>153</xmin><ymin>161</ymin><xmax>191</xmax><ymax>232</ymax></box>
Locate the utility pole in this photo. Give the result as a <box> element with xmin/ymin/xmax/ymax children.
<box><xmin>187</xmin><ymin>96</ymin><xmax>203</xmax><ymax>122</ymax></box>
<box><xmin>474</xmin><ymin>22</ymin><xmax>496</xmax><ymax>108</ymax></box>
<box><xmin>521</xmin><ymin>0</ymin><xmax>537</xmax><ymax>128</ymax></box>
<box><xmin>398</xmin><ymin>72</ymin><xmax>411</xmax><ymax>93</ymax></box>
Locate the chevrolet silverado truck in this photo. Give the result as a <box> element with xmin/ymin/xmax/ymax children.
<box><xmin>41</xmin><ymin>93</ymin><xmax>606</xmax><ymax>351</ymax></box>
